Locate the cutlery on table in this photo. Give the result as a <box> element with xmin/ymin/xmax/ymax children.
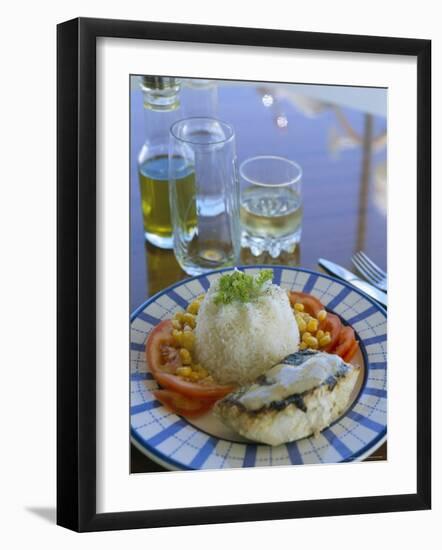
<box><xmin>318</xmin><ymin>258</ymin><xmax>387</xmax><ymax>308</ymax></box>
<box><xmin>351</xmin><ymin>251</ymin><xmax>387</xmax><ymax>292</ymax></box>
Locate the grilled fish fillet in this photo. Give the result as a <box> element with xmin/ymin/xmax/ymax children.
<box><xmin>214</xmin><ymin>350</ymin><xmax>360</xmax><ymax>446</ymax></box>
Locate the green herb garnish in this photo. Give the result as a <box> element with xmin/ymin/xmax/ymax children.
<box><xmin>213</xmin><ymin>269</ymin><xmax>273</xmax><ymax>305</ymax></box>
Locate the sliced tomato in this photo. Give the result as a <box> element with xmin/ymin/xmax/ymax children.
<box><xmin>153</xmin><ymin>390</ymin><xmax>216</xmax><ymax>418</ymax></box>
<box><xmin>343</xmin><ymin>339</ymin><xmax>359</xmax><ymax>363</ymax></box>
<box><xmin>146</xmin><ymin>319</ymin><xmax>234</xmax><ymax>399</ymax></box>
<box><xmin>332</xmin><ymin>324</ymin><xmax>359</xmax><ymax>362</ymax></box>
<box><xmin>319</xmin><ymin>312</ymin><xmax>342</xmax><ymax>353</ymax></box>
<box><xmin>152</xmin><ymin>371</ymin><xmax>234</xmax><ymax>399</ymax></box>
<box><xmin>289</xmin><ymin>291</ymin><xmax>323</xmax><ymax>317</ymax></box>
<box><xmin>289</xmin><ymin>291</ymin><xmax>342</xmax><ymax>353</ymax></box>
<box><xmin>334</xmin><ymin>326</ymin><xmax>356</xmax><ymax>358</ymax></box>
<box><xmin>146</xmin><ymin>319</ymin><xmax>181</xmax><ymax>375</ymax></box>
<box><xmin>289</xmin><ymin>290</ymin><xmax>360</xmax><ymax>361</ymax></box>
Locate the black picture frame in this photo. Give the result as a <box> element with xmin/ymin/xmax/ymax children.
<box><xmin>57</xmin><ymin>17</ymin><xmax>431</xmax><ymax>532</ymax></box>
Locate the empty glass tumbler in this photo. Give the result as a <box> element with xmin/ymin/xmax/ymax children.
<box><xmin>169</xmin><ymin>117</ymin><xmax>241</xmax><ymax>275</ymax></box>
<box><xmin>239</xmin><ymin>155</ymin><xmax>303</xmax><ymax>258</ymax></box>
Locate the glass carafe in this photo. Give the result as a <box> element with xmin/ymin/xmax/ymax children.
<box><xmin>137</xmin><ymin>76</ymin><xmax>182</xmax><ymax>249</ymax></box>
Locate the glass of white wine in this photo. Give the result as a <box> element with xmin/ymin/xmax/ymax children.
<box><xmin>239</xmin><ymin>155</ymin><xmax>303</xmax><ymax>258</ymax></box>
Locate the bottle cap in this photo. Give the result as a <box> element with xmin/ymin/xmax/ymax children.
<box><xmin>140</xmin><ymin>76</ymin><xmax>181</xmax><ymax>110</ymax></box>
<box><xmin>140</xmin><ymin>76</ymin><xmax>180</xmax><ymax>91</ymax></box>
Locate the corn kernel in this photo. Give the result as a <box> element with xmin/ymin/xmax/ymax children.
<box><xmin>305</xmin><ymin>336</ymin><xmax>319</xmax><ymax>349</ymax></box>
<box><xmin>325</xmin><ymin>331</ymin><xmax>331</xmax><ymax>338</ymax></box>
<box><xmin>179</xmin><ymin>348</ymin><xmax>192</xmax><ymax>365</ymax></box>
<box><xmin>319</xmin><ymin>334</ymin><xmax>332</xmax><ymax>347</ymax></box>
<box><xmin>193</xmin><ymin>364</ymin><xmax>208</xmax><ymax>376</ymax></box>
<box><xmin>299</xmin><ymin>341</ymin><xmax>307</xmax><ymax>350</ymax></box>
<box><xmin>172</xmin><ymin>329</ymin><xmax>183</xmax><ymax>346</ymax></box>
<box><xmin>174</xmin><ymin>311</ymin><xmax>185</xmax><ymax>323</ymax></box>
<box><xmin>183</xmin><ymin>312</ymin><xmax>196</xmax><ymax>328</ymax></box>
<box><xmin>296</xmin><ymin>315</ymin><xmax>307</xmax><ymax>333</ymax></box>
<box><xmin>307</xmin><ymin>318</ymin><xmax>319</xmax><ymax>333</ymax></box>
<box><xmin>189</xmin><ymin>371</ymin><xmax>200</xmax><ymax>381</ymax></box>
<box><xmin>316</xmin><ymin>329</ymin><xmax>325</xmax><ymax>340</ymax></box>
<box><xmin>294</xmin><ymin>302</ymin><xmax>304</xmax><ymax>312</ymax></box>
<box><xmin>302</xmin><ymin>312</ymin><xmax>312</xmax><ymax>321</ymax></box>
<box><xmin>317</xmin><ymin>309</ymin><xmax>327</xmax><ymax>322</ymax></box>
<box><xmin>302</xmin><ymin>331</ymin><xmax>312</xmax><ymax>343</ymax></box>
<box><xmin>183</xmin><ymin>324</ymin><xmax>192</xmax><ymax>332</ymax></box>
<box><xmin>181</xmin><ymin>331</ymin><xmax>195</xmax><ymax>351</ymax></box>
<box><xmin>172</xmin><ymin>319</ymin><xmax>181</xmax><ymax>330</ymax></box>
<box><xmin>187</xmin><ymin>300</ymin><xmax>200</xmax><ymax>315</ymax></box>
<box><xmin>176</xmin><ymin>366</ymin><xmax>192</xmax><ymax>377</ymax></box>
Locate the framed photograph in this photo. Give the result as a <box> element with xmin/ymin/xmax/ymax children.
<box><xmin>57</xmin><ymin>17</ymin><xmax>431</xmax><ymax>532</ymax></box>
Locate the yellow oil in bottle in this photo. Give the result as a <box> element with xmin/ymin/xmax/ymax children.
<box><xmin>139</xmin><ymin>155</ymin><xmax>196</xmax><ymax>247</ymax></box>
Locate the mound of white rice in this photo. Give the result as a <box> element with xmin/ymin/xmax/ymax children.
<box><xmin>195</xmin><ymin>279</ymin><xmax>300</xmax><ymax>385</ymax></box>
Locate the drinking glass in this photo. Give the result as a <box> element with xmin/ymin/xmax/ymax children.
<box><xmin>181</xmin><ymin>79</ymin><xmax>219</xmax><ymax>118</ymax></box>
<box><xmin>169</xmin><ymin>117</ymin><xmax>240</xmax><ymax>275</ymax></box>
<box><xmin>239</xmin><ymin>155</ymin><xmax>303</xmax><ymax>258</ymax></box>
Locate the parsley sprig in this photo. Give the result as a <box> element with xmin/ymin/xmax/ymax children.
<box><xmin>213</xmin><ymin>269</ymin><xmax>273</xmax><ymax>305</ymax></box>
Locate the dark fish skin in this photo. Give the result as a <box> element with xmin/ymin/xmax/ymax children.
<box><xmin>222</xmin><ymin>351</ymin><xmax>350</xmax><ymax>416</ymax></box>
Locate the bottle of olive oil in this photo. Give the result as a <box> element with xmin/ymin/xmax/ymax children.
<box><xmin>138</xmin><ymin>77</ymin><xmax>194</xmax><ymax>249</ymax></box>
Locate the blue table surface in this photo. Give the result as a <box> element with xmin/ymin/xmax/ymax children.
<box><xmin>130</xmin><ymin>82</ymin><xmax>387</xmax><ymax>311</ymax></box>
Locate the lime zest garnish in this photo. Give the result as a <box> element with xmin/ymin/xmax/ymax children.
<box><xmin>213</xmin><ymin>269</ymin><xmax>273</xmax><ymax>305</ymax></box>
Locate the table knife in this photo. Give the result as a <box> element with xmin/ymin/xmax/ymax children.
<box><xmin>318</xmin><ymin>258</ymin><xmax>387</xmax><ymax>308</ymax></box>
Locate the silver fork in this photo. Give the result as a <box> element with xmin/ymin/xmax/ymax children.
<box><xmin>351</xmin><ymin>251</ymin><xmax>387</xmax><ymax>292</ymax></box>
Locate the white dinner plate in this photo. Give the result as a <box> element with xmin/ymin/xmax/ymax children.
<box><xmin>130</xmin><ymin>266</ymin><xmax>387</xmax><ymax>470</ymax></box>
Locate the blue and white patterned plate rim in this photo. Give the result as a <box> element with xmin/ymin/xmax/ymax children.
<box><xmin>130</xmin><ymin>265</ymin><xmax>387</xmax><ymax>471</ymax></box>
<box><xmin>130</xmin><ymin>265</ymin><xmax>387</xmax><ymax>321</ymax></box>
